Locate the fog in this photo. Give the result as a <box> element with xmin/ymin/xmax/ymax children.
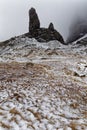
<box><xmin>0</xmin><ymin>0</ymin><xmax>87</xmax><ymax>41</ymax></box>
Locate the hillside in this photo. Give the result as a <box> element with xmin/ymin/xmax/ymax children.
<box><xmin>0</xmin><ymin>35</ymin><xmax>87</xmax><ymax>130</ymax></box>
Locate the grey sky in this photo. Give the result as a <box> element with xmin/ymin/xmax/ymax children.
<box><xmin>0</xmin><ymin>0</ymin><xmax>87</xmax><ymax>41</ymax></box>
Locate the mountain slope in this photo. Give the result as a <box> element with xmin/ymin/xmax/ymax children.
<box><xmin>0</xmin><ymin>35</ymin><xmax>87</xmax><ymax>130</ymax></box>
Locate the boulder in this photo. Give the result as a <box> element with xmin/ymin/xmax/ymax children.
<box><xmin>28</xmin><ymin>8</ymin><xmax>64</xmax><ymax>44</ymax></box>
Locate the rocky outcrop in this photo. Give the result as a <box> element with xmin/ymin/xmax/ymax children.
<box><xmin>29</xmin><ymin>8</ymin><xmax>64</xmax><ymax>43</ymax></box>
<box><xmin>67</xmin><ymin>17</ymin><xmax>87</xmax><ymax>43</ymax></box>
<box><xmin>29</xmin><ymin>8</ymin><xmax>40</xmax><ymax>35</ymax></box>
<box><xmin>48</xmin><ymin>23</ymin><xmax>54</xmax><ymax>30</ymax></box>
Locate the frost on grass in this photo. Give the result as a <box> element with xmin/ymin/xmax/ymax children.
<box><xmin>0</xmin><ymin>37</ymin><xmax>87</xmax><ymax>130</ymax></box>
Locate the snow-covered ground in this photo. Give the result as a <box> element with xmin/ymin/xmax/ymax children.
<box><xmin>0</xmin><ymin>36</ymin><xmax>87</xmax><ymax>130</ymax></box>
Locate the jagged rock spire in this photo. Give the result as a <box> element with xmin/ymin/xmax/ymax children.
<box><xmin>48</xmin><ymin>23</ymin><xmax>55</xmax><ymax>31</ymax></box>
<box><xmin>29</xmin><ymin>7</ymin><xmax>40</xmax><ymax>34</ymax></box>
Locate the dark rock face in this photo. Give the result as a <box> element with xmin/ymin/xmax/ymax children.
<box><xmin>29</xmin><ymin>8</ymin><xmax>64</xmax><ymax>43</ymax></box>
<box><xmin>31</xmin><ymin>27</ymin><xmax>64</xmax><ymax>43</ymax></box>
<box><xmin>67</xmin><ymin>18</ymin><xmax>87</xmax><ymax>43</ymax></box>
<box><xmin>29</xmin><ymin>8</ymin><xmax>40</xmax><ymax>35</ymax></box>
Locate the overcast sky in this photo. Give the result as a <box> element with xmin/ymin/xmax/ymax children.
<box><xmin>0</xmin><ymin>0</ymin><xmax>87</xmax><ymax>41</ymax></box>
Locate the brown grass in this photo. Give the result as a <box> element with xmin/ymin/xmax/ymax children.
<box><xmin>9</xmin><ymin>108</ymin><xmax>31</xmax><ymax>122</ymax></box>
<box><xmin>0</xmin><ymin>121</ymin><xmax>11</xmax><ymax>129</ymax></box>
<box><xmin>9</xmin><ymin>116</ymin><xmax>19</xmax><ymax>124</ymax></box>
<box><xmin>70</xmin><ymin>102</ymin><xmax>79</xmax><ymax>109</ymax></box>
<box><xmin>27</xmin><ymin>108</ymin><xmax>42</xmax><ymax>121</ymax></box>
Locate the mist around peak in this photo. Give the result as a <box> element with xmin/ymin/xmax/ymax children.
<box><xmin>66</xmin><ymin>3</ymin><xmax>87</xmax><ymax>43</ymax></box>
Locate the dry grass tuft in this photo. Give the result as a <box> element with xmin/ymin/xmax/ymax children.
<box><xmin>0</xmin><ymin>112</ymin><xmax>4</xmax><ymax>115</ymax></box>
<box><xmin>25</xmin><ymin>62</ymin><xmax>34</xmax><ymax>68</ymax></box>
<box><xmin>69</xmin><ymin>122</ymin><xmax>77</xmax><ymax>130</ymax></box>
<box><xmin>9</xmin><ymin>117</ymin><xmax>19</xmax><ymax>124</ymax></box>
<box><xmin>10</xmin><ymin>108</ymin><xmax>30</xmax><ymax>122</ymax></box>
<box><xmin>27</xmin><ymin>108</ymin><xmax>42</xmax><ymax>121</ymax></box>
<box><xmin>0</xmin><ymin>121</ymin><xmax>11</xmax><ymax>129</ymax></box>
<box><xmin>10</xmin><ymin>108</ymin><xmax>20</xmax><ymax>115</ymax></box>
<box><xmin>70</xmin><ymin>102</ymin><xmax>79</xmax><ymax>109</ymax></box>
